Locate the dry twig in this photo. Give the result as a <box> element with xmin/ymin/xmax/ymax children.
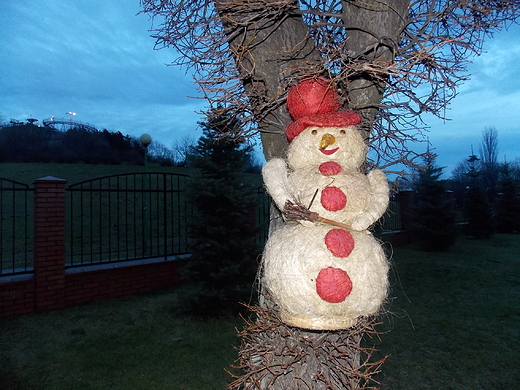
<box><xmin>284</xmin><ymin>200</ymin><xmax>353</xmax><ymax>230</ymax></box>
<box><xmin>228</xmin><ymin>298</ymin><xmax>388</xmax><ymax>389</ymax></box>
<box><xmin>140</xmin><ymin>0</ymin><xmax>519</xmax><ymax>174</ymax></box>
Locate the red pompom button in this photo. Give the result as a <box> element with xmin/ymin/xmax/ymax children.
<box><xmin>316</xmin><ymin>267</ymin><xmax>352</xmax><ymax>303</ymax></box>
<box><xmin>319</xmin><ymin>161</ymin><xmax>342</xmax><ymax>176</ymax></box>
<box><xmin>321</xmin><ymin>186</ymin><xmax>347</xmax><ymax>211</ymax></box>
<box><xmin>325</xmin><ymin>229</ymin><xmax>354</xmax><ymax>258</ymax></box>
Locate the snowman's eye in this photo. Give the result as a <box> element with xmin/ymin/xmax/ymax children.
<box><xmin>311</xmin><ymin>129</ymin><xmax>318</xmax><ymax>135</ymax></box>
<box><xmin>340</xmin><ymin>129</ymin><xmax>346</xmax><ymax>135</ymax></box>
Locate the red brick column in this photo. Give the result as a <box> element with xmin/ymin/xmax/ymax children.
<box><xmin>33</xmin><ymin>176</ymin><xmax>67</xmax><ymax>312</ymax></box>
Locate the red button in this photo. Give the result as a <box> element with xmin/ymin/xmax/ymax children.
<box><xmin>316</xmin><ymin>267</ymin><xmax>352</xmax><ymax>303</ymax></box>
<box><xmin>321</xmin><ymin>186</ymin><xmax>347</xmax><ymax>211</ymax></box>
<box><xmin>325</xmin><ymin>229</ymin><xmax>354</xmax><ymax>258</ymax></box>
<box><xmin>319</xmin><ymin>161</ymin><xmax>342</xmax><ymax>176</ymax></box>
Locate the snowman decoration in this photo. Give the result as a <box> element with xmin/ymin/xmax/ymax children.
<box><xmin>261</xmin><ymin>77</ymin><xmax>389</xmax><ymax>330</ymax></box>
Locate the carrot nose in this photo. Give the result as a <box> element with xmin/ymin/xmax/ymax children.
<box><xmin>320</xmin><ymin>133</ymin><xmax>336</xmax><ymax>149</ymax></box>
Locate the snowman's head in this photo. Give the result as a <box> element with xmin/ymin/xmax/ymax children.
<box><xmin>285</xmin><ymin>78</ymin><xmax>366</xmax><ymax>170</ymax></box>
<box><xmin>287</xmin><ymin>124</ymin><xmax>367</xmax><ymax>171</ymax></box>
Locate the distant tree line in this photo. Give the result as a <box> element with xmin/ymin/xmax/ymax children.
<box><xmin>449</xmin><ymin>128</ymin><xmax>520</xmax><ymax>236</ymax></box>
<box><xmin>400</xmin><ymin>127</ymin><xmax>520</xmax><ymax>252</ymax></box>
<box><xmin>0</xmin><ymin>122</ymin><xmax>262</xmax><ymax>171</ymax></box>
<box><xmin>0</xmin><ymin>123</ymin><xmax>150</xmax><ymax>165</ymax></box>
<box><xmin>406</xmin><ymin>127</ymin><xmax>520</xmax><ymax>251</ymax></box>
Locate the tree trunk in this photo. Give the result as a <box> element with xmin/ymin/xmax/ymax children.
<box><xmin>229</xmin><ymin>302</ymin><xmax>386</xmax><ymax>389</ymax></box>
<box><xmin>342</xmin><ymin>0</ymin><xmax>409</xmax><ymax>138</ymax></box>
<box><xmin>214</xmin><ymin>0</ymin><xmax>324</xmax><ymax>160</ymax></box>
<box><xmin>213</xmin><ymin>1</ymin><xmax>408</xmax><ymax>389</ymax></box>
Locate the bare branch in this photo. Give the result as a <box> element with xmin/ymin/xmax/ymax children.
<box><xmin>140</xmin><ymin>0</ymin><xmax>519</xmax><ymax>169</ymax></box>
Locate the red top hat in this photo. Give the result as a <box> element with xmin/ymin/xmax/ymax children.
<box><xmin>286</xmin><ymin>77</ymin><xmax>362</xmax><ymax>141</ymax></box>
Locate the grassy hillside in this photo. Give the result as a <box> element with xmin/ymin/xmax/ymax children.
<box><xmin>0</xmin><ymin>163</ymin><xmax>192</xmax><ymax>185</ymax></box>
<box><xmin>0</xmin><ymin>162</ymin><xmax>262</xmax><ymax>186</ymax></box>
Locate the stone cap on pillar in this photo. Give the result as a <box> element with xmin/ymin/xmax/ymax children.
<box><xmin>33</xmin><ymin>176</ymin><xmax>67</xmax><ymax>183</ymax></box>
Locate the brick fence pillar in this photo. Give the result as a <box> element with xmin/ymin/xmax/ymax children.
<box><xmin>33</xmin><ymin>176</ymin><xmax>67</xmax><ymax>312</ymax></box>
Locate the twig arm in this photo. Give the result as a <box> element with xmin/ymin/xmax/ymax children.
<box><xmin>283</xmin><ymin>200</ymin><xmax>352</xmax><ymax>230</ymax></box>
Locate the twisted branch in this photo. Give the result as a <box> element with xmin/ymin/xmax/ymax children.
<box><xmin>140</xmin><ymin>0</ymin><xmax>519</xmax><ymax>173</ymax></box>
<box><xmin>228</xmin><ymin>298</ymin><xmax>387</xmax><ymax>389</ymax></box>
<box><xmin>284</xmin><ymin>200</ymin><xmax>353</xmax><ymax>230</ymax></box>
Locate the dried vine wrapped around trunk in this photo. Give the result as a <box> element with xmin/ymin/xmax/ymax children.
<box><xmin>228</xmin><ymin>299</ymin><xmax>387</xmax><ymax>389</ymax></box>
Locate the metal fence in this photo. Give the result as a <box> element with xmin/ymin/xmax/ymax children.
<box><xmin>0</xmin><ymin>178</ymin><xmax>33</xmax><ymax>275</ymax></box>
<box><xmin>376</xmin><ymin>197</ymin><xmax>401</xmax><ymax>232</ymax></box>
<box><xmin>67</xmin><ymin>172</ymin><xmax>192</xmax><ymax>267</ymax></box>
<box><xmin>0</xmin><ymin>173</ymin><xmax>406</xmax><ymax>277</ymax></box>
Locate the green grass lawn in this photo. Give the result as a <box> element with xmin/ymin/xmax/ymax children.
<box><xmin>373</xmin><ymin>234</ymin><xmax>520</xmax><ymax>389</ymax></box>
<box><xmin>0</xmin><ymin>290</ymin><xmax>244</xmax><ymax>390</ymax></box>
<box><xmin>1</xmin><ymin>234</ymin><xmax>519</xmax><ymax>389</ymax></box>
<box><xmin>0</xmin><ymin>162</ymin><xmax>263</xmax><ymax>187</ymax></box>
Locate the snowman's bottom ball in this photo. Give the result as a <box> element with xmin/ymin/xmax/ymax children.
<box><xmin>262</xmin><ymin>223</ymin><xmax>388</xmax><ymax>330</ymax></box>
<box><xmin>281</xmin><ymin>312</ymin><xmax>357</xmax><ymax>330</ymax></box>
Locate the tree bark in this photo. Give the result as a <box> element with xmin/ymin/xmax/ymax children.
<box><xmin>214</xmin><ymin>0</ymin><xmax>324</xmax><ymax>160</ymax></box>
<box><xmin>229</xmin><ymin>302</ymin><xmax>386</xmax><ymax>389</ymax></box>
<box><xmin>342</xmin><ymin>0</ymin><xmax>409</xmax><ymax>138</ymax></box>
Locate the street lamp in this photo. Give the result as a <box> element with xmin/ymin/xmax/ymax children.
<box><xmin>140</xmin><ymin>133</ymin><xmax>152</xmax><ymax>173</ymax></box>
<box><xmin>66</xmin><ymin>112</ymin><xmax>76</xmax><ymax>123</ymax></box>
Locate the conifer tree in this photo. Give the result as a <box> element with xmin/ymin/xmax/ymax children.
<box><xmin>495</xmin><ymin>164</ymin><xmax>520</xmax><ymax>234</ymax></box>
<box><xmin>411</xmin><ymin>155</ymin><xmax>457</xmax><ymax>251</ymax></box>
<box><xmin>464</xmin><ymin>161</ymin><xmax>494</xmax><ymax>239</ymax></box>
<box><xmin>181</xmin><ymin>110</ymin><xmax>258</xmax><ymax>316</ymax></box>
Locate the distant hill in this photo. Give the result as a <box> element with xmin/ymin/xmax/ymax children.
<box><xmin>0</xmin><ymin>123</ymin><xmax>150</xmax><ymax>165</ymax></box>
<box><xmin>0</xmin><ymin>163</ymin><xmax>262</xmax><ymax>188</ymax></box>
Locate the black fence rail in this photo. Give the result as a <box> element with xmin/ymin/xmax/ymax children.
<box><xmin>0</xmin><ymin>178</ymin><xmax>33</xmax><ymax>275</ymax></box>
<box><xmin>256</xmin><ymin>186</ymin><xmax>271</xmax><ymax>248</ymax></box>
<box><xmin>377</xmin><ymin>197</ymin><xmax>401</xmax><ymax>232</ymax></box>
<box><xmin>0</xmin><ymin>172</ymin><xmax>408</xmax><ymax>277</ymax></box>
<box><xmin>67</xmin><ymin>172</ymin><xmax>192</xmax><ymax>267</ymax></box>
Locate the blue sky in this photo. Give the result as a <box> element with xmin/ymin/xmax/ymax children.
<box><xmin>0</xmin><ymin>0</ymin><xmax>206</xmax><ymax>148</ymax></box>
<box><xmin>423</xmin><ymin>23</ymin><xmax>520</xmax><ymax>173</ymax></box>
<box><xmin>0</xmin><ymin>0</ymin><xmax>519</xmax><ymax>175</ymax></box>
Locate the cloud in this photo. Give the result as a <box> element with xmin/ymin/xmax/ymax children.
<box><xmin>0</xmin><ymin>0</ymin><xmax>518</xmax><ymax>171</ymax></box>
<box><xmin>459</xmin><ymin>25</ymin><xmax>520</xmax><ymax>96</ymax></box>
<box><xmin>422</xmin><ymin>24</ymin><xmax>520</xmax><ymax>175</ymax></box>
<box><xmin>0</xmin><ymin>0</ymin><xmax>205</xmax><ymax>147</ymax></box>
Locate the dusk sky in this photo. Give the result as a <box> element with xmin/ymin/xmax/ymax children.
<box><xmin>1</xmin><ymin>0</ymin><xmax>519</xmax><ymax>175</ymax></box>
